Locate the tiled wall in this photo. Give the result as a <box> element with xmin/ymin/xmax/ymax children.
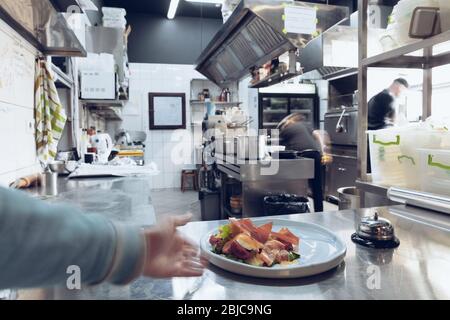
<box><xmin>122</xmin><ymin>63</ymin><xmax>204</xmax><ymax>189</ymax></box>
<box><xmin>0</xmin><ymin>19</ymin><xmax>39</xmax><ymax>187</ymax></box>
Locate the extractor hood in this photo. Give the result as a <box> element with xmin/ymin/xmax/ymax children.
<box><xmin>195</xmin><ymin>0</ymin><xmax>349</xmax><ymax>87</ymax></box>
<box><xmin>0</xmin><ymin>0</ymin><xmax>87</xmax><ymax>57</ymax></box>
<box><xmin>298</xmin><ymin>11</ymin><xmax>386</xmax><ymax>80</ymax></box>
<box><xmin>298</xmin><ymin>15</ymin><xmax>357</xmax><ymax>80</ymax></box>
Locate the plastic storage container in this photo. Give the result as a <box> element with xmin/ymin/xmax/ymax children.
<box><xmin>418</xmin><ymin>149</ymin><xmax>450</xmax><ymax>196</ymax></box>
<box><xmin>438</xmin><ymin>0</ymin><xmax>450</xmax><ymax>33</ymax></box>
<box><xmin>367</xmin><ymin>127</ymin><xmax>443</xmax><ymax>188</ymax></box>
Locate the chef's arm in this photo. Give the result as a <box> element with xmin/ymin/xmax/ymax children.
<box><xmin>312</xmin><ymin>130</ymin><xmax>331</xmax><ymax>154</ymax></box>
<box><xmin>312</xmin><ymin>130</ymin><xmax>333</xmax><ymax>165</ymax></box>
<box><xmin>0</xmin><ymin>187</ymin><xmax>145</xmax><ymax>290</ymax></box>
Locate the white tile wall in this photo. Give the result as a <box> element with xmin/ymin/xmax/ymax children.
<box><xmin>123</xmin><ymin>63</ymin><xmax>205</xmax><ymax>189</ymax></box>
<box><xmin>0</xmin><ymin>19</ymin><xmax>39</xmax><ymax>186</ymax></box>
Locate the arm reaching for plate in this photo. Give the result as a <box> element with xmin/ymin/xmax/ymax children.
<box><xmin>143</xmin><ymin>214</ymin><xmax>206</xmax><ymax>278</ymax></box>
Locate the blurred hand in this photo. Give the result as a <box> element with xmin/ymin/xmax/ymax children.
<box><xmin>142</xmin><ymin>214</ymin><xmax>206</xmax><ymax>278</ymax></box>
<box><xmin>321</xmin><ymin>153</ymin><xmax>333</xmax><ymax>165</ymax></box>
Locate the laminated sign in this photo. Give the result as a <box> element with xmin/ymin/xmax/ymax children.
<box><xmin>283</xmin><ymin>6</ymin><xmax>317</xmax><ymax>35</ymax></box>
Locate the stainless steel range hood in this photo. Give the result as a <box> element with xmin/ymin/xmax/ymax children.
<box><xmin>195</xmin><ymin>0</ymin><xmax>348</xmax><ymax>87</ymax></box>
<box><xmin>298</xmin><ymin>12</ymin><xmax>358</xmax><ymax>80</ymax></box>
<box><xmin>0</xmin><ymin>0</ymin><xmax>87</xmax><ymax>57</ymax></box>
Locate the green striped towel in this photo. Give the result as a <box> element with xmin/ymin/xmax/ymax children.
<box><xmin>34</xmin><ymin>59</ymin><xmax>67</xmax><ymax>166</ymax></box>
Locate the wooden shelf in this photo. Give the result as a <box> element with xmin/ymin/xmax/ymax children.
<box><xmin>362</xmin><ymin>29</ymin><xmax>450</xmax><ymax>69</ymax></box>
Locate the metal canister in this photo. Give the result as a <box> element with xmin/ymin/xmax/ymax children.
<box><xmin>40</xmin><ymin>170</ymin><xmax>58</xmax><ymax>196</ymax></box>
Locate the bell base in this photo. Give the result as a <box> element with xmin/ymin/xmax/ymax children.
<box><xmin>351</xmin><ymin>233</ymin><xmax>400</xmax><ymax>249</ymax></box>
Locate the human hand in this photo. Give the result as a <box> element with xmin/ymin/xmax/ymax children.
<box><xmin>321</xmin><ymin>153</ymin><xmax>333</xmax><ymax>165</ymax></box>
<box><xmin>142</xmin><ymin>214</ymin><xmax>206</xmax><ymax>278</ymax></box>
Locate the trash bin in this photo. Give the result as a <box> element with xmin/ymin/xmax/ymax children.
<box><xmin>338</xmin><ymin>187</ymin><xmax>360</xmax><ymax>210</ymax></box>
<box><xmin>263</xmin><ymin>194</ymin><xmax>310</xmax><ymax>216</ymax></box>
<box><xmin>199</xmin><ymin>189</ymin><xmax>221</xmax><ymax>221</ymax></box>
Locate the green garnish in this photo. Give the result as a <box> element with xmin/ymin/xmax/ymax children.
<box><xmin>288</xmin><ymin>252</ymin><xmax>301</xmax><ymax>261</ymax></box>
<box><xmin>218</xmin><ymin>224</ymin><xmax>232</xmax><ymax>240</ymax></box>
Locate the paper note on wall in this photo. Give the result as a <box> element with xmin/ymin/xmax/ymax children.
<box><xmin>284</xmin><ymin>6</ymin><xmax>317</xmax><ymax>35</ymax></box>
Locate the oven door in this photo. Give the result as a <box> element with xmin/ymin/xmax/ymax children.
<box><xmin>324</xmin><ymin>110</ymin><xmax>358</xmax><ymax>146</ymax></box>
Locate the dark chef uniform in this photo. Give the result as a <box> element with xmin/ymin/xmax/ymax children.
<box><xmin>368</xmin><ymin>89</ymin><xmax>395</xmax><ymax>130</ymax></box>
<box><xmin>367</xmin><ymin>89</ymin><xmax>396</xmax><ymax>172</ymax></box>
<box><xmin>280</xmin><ymin>122</ymin><xmax>324</xmax><ymax>212</ymax></box>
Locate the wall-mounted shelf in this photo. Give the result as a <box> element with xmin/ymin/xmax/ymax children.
<box><xmin>249</xmin><ymin>71</ymin><xmax>299</xmax><ymax>89</ymax></box>
<box><xmin>86</xmin><ymin>105</ymin><xmax>123</xmax><ymax>121</ymax></box>
<box><xmin>80</xmin><ymin>99</ymin><xmax>125</xmax><ymax>108</ymax></box>
<box><xmin>190</xmin><ymin>100</ymin><xmax>242</xmax><ymax>106</ymax></box>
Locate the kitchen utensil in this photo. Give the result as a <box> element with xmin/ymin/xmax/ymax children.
<box><xmin>40</xmin><ymin>170</ymin><xmax>58</xmax><ymax>196</ymax></box>
<box><xmin>48</xmin><ymin>161</ymin><xmax>67</xmax><ymax>174</ymax></box>
<box><xmin>351</xmin><ymin>212</ymin><xmax>400</xmax><ymax>249</ymax></box>
<box><xmin>90</xmin><ymin>133</ymin><xmax>113</xmax><ymax>164</ymax></box>
<box><xmin>201</xmin><ymin>218</ymin><xmax>347</xmax><ymax>279</ymax></box>
<box><xmin>84</xmin><ymin>153</ymin><xmax>96</xmax><ymax>164</ymax></box>
<box><xmin>9</xmin><ymin>174</ymin><xmax>40</xmax><ymax>189</ymax></box>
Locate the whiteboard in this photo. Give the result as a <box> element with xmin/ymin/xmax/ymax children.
<box><xmin>153</xmin><ymin>96</ymin><xmax>183</xmax><ymax>126</ymax></box>
<box><xmin>0</xmin><ymin>19</ymin><xmax>36</xmax><ymax>109</ymax></box>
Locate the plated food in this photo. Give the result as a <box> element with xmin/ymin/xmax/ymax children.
<box><xmin>209</xmin><ymin>218</ymin><xmax>300</xmax><ymax>267</ymax></box>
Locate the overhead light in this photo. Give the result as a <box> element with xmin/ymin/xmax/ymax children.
<box><xmin>185</xmin><ymin>0</ymin><xmax>223</xmax><ymax>5</ymax></box>
<box><xmin>168</xmin><ymin>0</ymin><xmax>180</xmax><ymax>19</ymax></box>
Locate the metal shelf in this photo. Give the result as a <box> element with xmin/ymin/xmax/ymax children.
<box><xmin>249</xmin><ymin>71</ymin><xmax>299</xmax><ymax>89</ymax></box>
<box><xmin>87</xmin><ymin>106</ymin><xmax>123</xmax><ymax>121</ymax></box>
<box><xmin>80</xmin><ymin>99</ymin><xmax>125</xmax><ymax>108</ymax></box>
<box><xmin>51</xmin><ymin>63</ymin><xmax>73</xmax><ymax>89</ymax></box>
<box><xmin>190</xmin><ymin>100</ymin><xmax>242</xmax><ymax>106</ymax></box>
<box><xmin>355</xmin><ymin>180</ymin><xmax>389</xmax><ymax>197</ymax></box>
<box><xmin>362</xmin><ymin>29</ymin><xmax>450</xmax><ymax>69</ymax></box>
<box><xmin>356</xmin><ymin>0</ymin><xmax>450</xmax><ymax>203</ymax></box>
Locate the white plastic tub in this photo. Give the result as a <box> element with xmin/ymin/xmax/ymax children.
<box><xmin>418</xmin><ymin>149</ymin><xmax>450</xmax><ymax>196</ymax></box>
<box><xmin>368</xmin><ymin>127</ymin><xmax>443</xmax><ymax>188</ymax></box>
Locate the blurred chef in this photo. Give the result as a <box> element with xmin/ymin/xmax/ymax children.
<box><xmin>277</xmin><ymin>113</ymin><xmax>331</xmax><ymax>212</ymax></box>
<box><xmin>368</xmin><ymin>78</ymin><xmax>409</xmax><ymax>130</ymax></box>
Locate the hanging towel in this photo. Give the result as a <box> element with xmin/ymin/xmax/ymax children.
<box><xmin>34</xmin><ymin>59</ymin><xmax>67</xmax><ymax>166</ymax></box>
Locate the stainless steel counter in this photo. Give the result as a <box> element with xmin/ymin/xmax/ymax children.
<box><xmin>24</xmin><ymin>177</ymin><xmax>450</xmax><ymax>299</ymax></box>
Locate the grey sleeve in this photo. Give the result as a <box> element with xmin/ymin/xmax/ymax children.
<box><xmin>0</xmin><ymin>187</ymin><xmax>145</xmax><ymax>290</ymax></box>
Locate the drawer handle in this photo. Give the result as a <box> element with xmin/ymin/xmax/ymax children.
<box><xmin>372</xmin><ymin>135</ymin><xmax>400</xmax><ymax>146</ymax></box>
<box><xmin>428</xmin><ymin>155</ymin><xmax>450</xmax><ymax>171</ymax></box>
<box><xmin>398</xmin><ymin>155</ymin><xmax>416</xmax><ymax>165</ymax></box>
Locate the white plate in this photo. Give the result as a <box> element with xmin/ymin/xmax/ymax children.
<box><xmin>200</xmin><ymin>218</ymin><xmax>347</xmax><ymax>279</ymax></box>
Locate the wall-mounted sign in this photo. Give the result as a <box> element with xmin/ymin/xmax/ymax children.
<box><xmin>284</xmin><ymin>6</ymin><xmax>317</xmax><ymax>35</ymax></box>
<box><xmin>149</xmin><ymin>92</ymin><xmax>186</xmax><ymax>130</ymax></box>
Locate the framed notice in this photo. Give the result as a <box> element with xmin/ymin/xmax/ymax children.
<box><xmin>149</xmin><ymin>93</ymin><xmax>186</xmax><ymax>130</ymax></box>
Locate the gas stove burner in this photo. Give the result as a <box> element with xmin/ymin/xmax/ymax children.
<box><xmin>351</xmin><ymin>233</ymin><xmax>400</xmax><ymax>249</ymax></box>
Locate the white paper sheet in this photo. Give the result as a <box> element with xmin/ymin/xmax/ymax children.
<box><xmin>284</xmin><ymin>6</ymin><xmax>317</xmax><ymax>35</ymax></box>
